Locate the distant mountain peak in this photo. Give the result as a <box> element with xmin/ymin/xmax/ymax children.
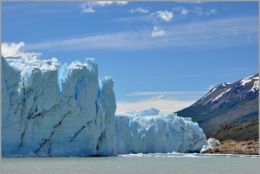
<box><xmin>198</xmin><ymin>73</ymin><xmax>259</xmax><ymax>106</ymax></box>
<box><xmin>177</xmin><ymin>73</ymin><xmax>259</xmax><ymax>135</ymax></box>
<box><xmin>240</xmin><ymin>74</ymin><xmax>258</xmax><ymax>86</ymax></box>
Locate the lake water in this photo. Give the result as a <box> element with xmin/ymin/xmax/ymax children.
<box><xmin>1</xmin><ymin>153</ymin><xmax>259</xmax><ymax>174</ymax></box>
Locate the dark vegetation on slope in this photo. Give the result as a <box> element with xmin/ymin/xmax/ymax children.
<box><xmin>207</xmin><ymin>118</ymin><xmax>259</xmax><ymax>142</ymax></box>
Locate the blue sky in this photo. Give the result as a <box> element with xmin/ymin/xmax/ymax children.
<box><xmin>1</xmin><ymin>1</ymin><xmax>259</xmax><ymax>114</ymax></box>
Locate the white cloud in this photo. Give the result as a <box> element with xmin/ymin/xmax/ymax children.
<box><xmin>149</xmin><ymin>95</ymin><xmax>164</xmax><ymax>100</ymax></box>
<box><xmin>95</xmin><ymin>1</ymin><xmax>114</xmax><ymax>6</ymax></box>
<box><xmin>209</xmin><ymin>9</ymin><xmax>217</xmax><ymax>15</ymax></box>
<box><xmin>117</xmin><ymin>90</ymin><xmax>208</xmax><ymax>114</ymax></box>
<box><xmin>181</xmin><ymin>8</ymin><xmax>189</xmax><ymax>15</ymax></box>
<box><xmin>127</xmin><ymin>91</ymin><xmax>207</xmax><ymax>101</ymax></box>
<box><xmin>130</xmin><ymin>7</ymin><xmax>149</xmax><ymax>14</ymax></box>
<box><xmin>207</xmin><ymin>85</ymin><xmax>216</xmax><ymax>90</ymax></box>
<box><xmin>151</xmin><ymin>26</ymin><xmax>166</xmax><ymax>37</ymax></box>
<box><xmin>116</xmin><ymin>99</ymin><xmax>195</xmax><ymax>114</ymax></box>
<box><xmin>156</xmin><ymin>10</ymin><xmax>173</xmax><ymax>22</ymax></box>
<box><xmin>116</xmin><ymin>1</ymin><xmax>128</xmax><ymax>5</ymax></box>
<box><xmin>81</xmin><ymin>1</ymin><xmax>128</xmax><ymax>13</ymax></box>
<box><xmin>95</xmin><ymin>1</ymin><xmax>128</xmax><ymax>6</ymax></box>
<box><xmin>110</xmin><ymin>15</ymin><xmax>151</xmax><ymax>23</ymax></box>
<box><xmin>25</xmin><ymin>17</ymin><xmax>258</xmax><ymax>51</ymax></box>
<box><xmin>194</xmin><ymin>7</ymin><xmax>203</xmax><ymax>16</ymax></box>
<box><xmin>1</xmin><ymin>42</ymin><xmax>41</xmax><ymax>61</ymax></box>
<box><xmin>127</xmin><ymin>91</ymin><xmax>207</xmax><ymax>97</ymax></box>
<box><xmin>173</xmin><ymin>7</ymin><xmax>189</xmax><ymax>15</ymax></box>
<box><xmin>222</xmin><ymin>7</ymin><xmax>228</xmax><ymax>11</ymax></box>
<box><xmin>193</xmin><ymin>7</ymin><xmax>217</xmax><ymax>16</ymax></box>
<box><xmin>173</xmin><ymin>6</ymin><xmax>216</xmax><ymax>16</ymax></box>
<box><xmin>81</xmin><ymin>3</ymin><xmax>95</xmax><ymax>13</ymax></box>
<box><xmin>176</xmin><ymin>1</ymin><xmax>202</xmax><ymax>3</ymax></box>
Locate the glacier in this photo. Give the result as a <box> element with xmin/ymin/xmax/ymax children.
<box><xmin>2</xmin><ymin>56</ymin><xmax>207</xmax><ymax>157</ymax></box>
<box><xmin>1</xmin><ymin>56</ymin><xmax>117</xmax><ymax>157</ymax></box>
<box><xmin>115</xmin><ymin>108</ymin><xmax>207</xmax><ymax>154</ymax></box>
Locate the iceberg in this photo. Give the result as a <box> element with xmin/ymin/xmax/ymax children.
<box><xmin>1</xmin><ymin>56</ymin><xmax>117</xmax><ymax>157</ymax></box>
<box><xmin>115</xmin><ymin>108</ymin><xmax>208</xmax><ymax>154</ymax></box>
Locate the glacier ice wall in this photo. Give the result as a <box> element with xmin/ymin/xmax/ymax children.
<box><xmin>2</xmin><ymin>55</ymin><xmax>208</xmax><ymax>157</ymax></box>
<box><xmin>115</xmin><ymin>108</ymin><xmax>208</xmax><ymax>154</ymax></box>
<box><xmin>1</xmin><ymin>56</ymin><xmax>117</xmax><ymax>157</ymax></box>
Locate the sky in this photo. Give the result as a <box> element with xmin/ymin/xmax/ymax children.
<box><xmin>1</xmin><ymin>1</ymin><xmax>259</xmax><ymax>114</ymax></box>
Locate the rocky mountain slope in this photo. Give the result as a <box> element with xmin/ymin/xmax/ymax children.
<box><xmin>177</xmin><ymin>73</ymin><xmax>259</xmax><ymax>138</ymax></box>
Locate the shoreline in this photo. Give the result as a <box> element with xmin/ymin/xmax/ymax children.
<box><xmin>201</xmin><ymin>139</ymin><xmax>259</xmax><ymax>155</ymax></box>
<box><xmin>2</xmin><ymin>152</ymin><xmax>259</xmax><ymax>158</ymax></box>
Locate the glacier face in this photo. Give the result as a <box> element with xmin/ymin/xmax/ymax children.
<box><xmin>2</xmin><ymin>56</ymin><xmax>208</xmax><ymax>157</ymax></box>
<box><xmin>1</xmin><ymin>56</ymin><xmax>117</xmax><ymax>157</ymax></box>
<box><xmin>115</xmin><ymin>108</ymin><xmax>208</xmax><ymax>154</ymax></box>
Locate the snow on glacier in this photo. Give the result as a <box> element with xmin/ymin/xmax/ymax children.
<box><xmin>115</xmin><ymin>108</ymin><xmax>208</xmax><ymax>154</ymax></box>
<box><xmin>2</xmin><ymin>55</ymin><xmax>208</xmax><ymax>157</ymax></box>
<box><xmin>1</xmin><ymin>56</ymin><xmax>117</xmax><ymax>157</ymax></box>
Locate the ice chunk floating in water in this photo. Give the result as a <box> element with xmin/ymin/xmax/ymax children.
<box><xmin>2</xmin><ymin>56</ymin><xmax>207</xmax><ymax>157</ymax></box>
<box><xmin>1</xmin><ymin>56</ymin><xmax>117</xmax><ymax>157</ymax></box>
<box><xmin>115</xmin><ymin>108</ymin><xmax>208</xmax><ymax>154</ymax></box>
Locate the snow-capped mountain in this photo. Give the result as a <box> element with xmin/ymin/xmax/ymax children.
<box><xmin>197</xmin><ymin>74</ymin><xmax>258</xmax><ymax>106</ymax></box>
<box><xmin>177</xmin><ymin>73</ymin><xmax>259</xmax><ymax>135</ymax></box>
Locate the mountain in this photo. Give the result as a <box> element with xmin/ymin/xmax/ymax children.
<box><xmin>177</xmin><ymin>73</ymin><xmax>259</xmax><ymax>138</ymax></box>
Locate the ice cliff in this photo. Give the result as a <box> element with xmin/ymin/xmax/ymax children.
<box><xmin>115</xmin><ymin>108</ymin><xmax>208</xmax><ymax>154</ymax></box>
<box><xmin>1</xmin><ymin>56</ymin><xmax>117</xmax><ymax>157</ymax></box>
<box><xmin>2</xmin><ymin>56</ymin><xmax>207</xmax><ymax>157</ymax></box>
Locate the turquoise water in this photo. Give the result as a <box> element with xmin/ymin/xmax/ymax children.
<box><xmin>1</xmin><ymin>153</ymin><xmax>259</xmax><ymax>174</ymax></box>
